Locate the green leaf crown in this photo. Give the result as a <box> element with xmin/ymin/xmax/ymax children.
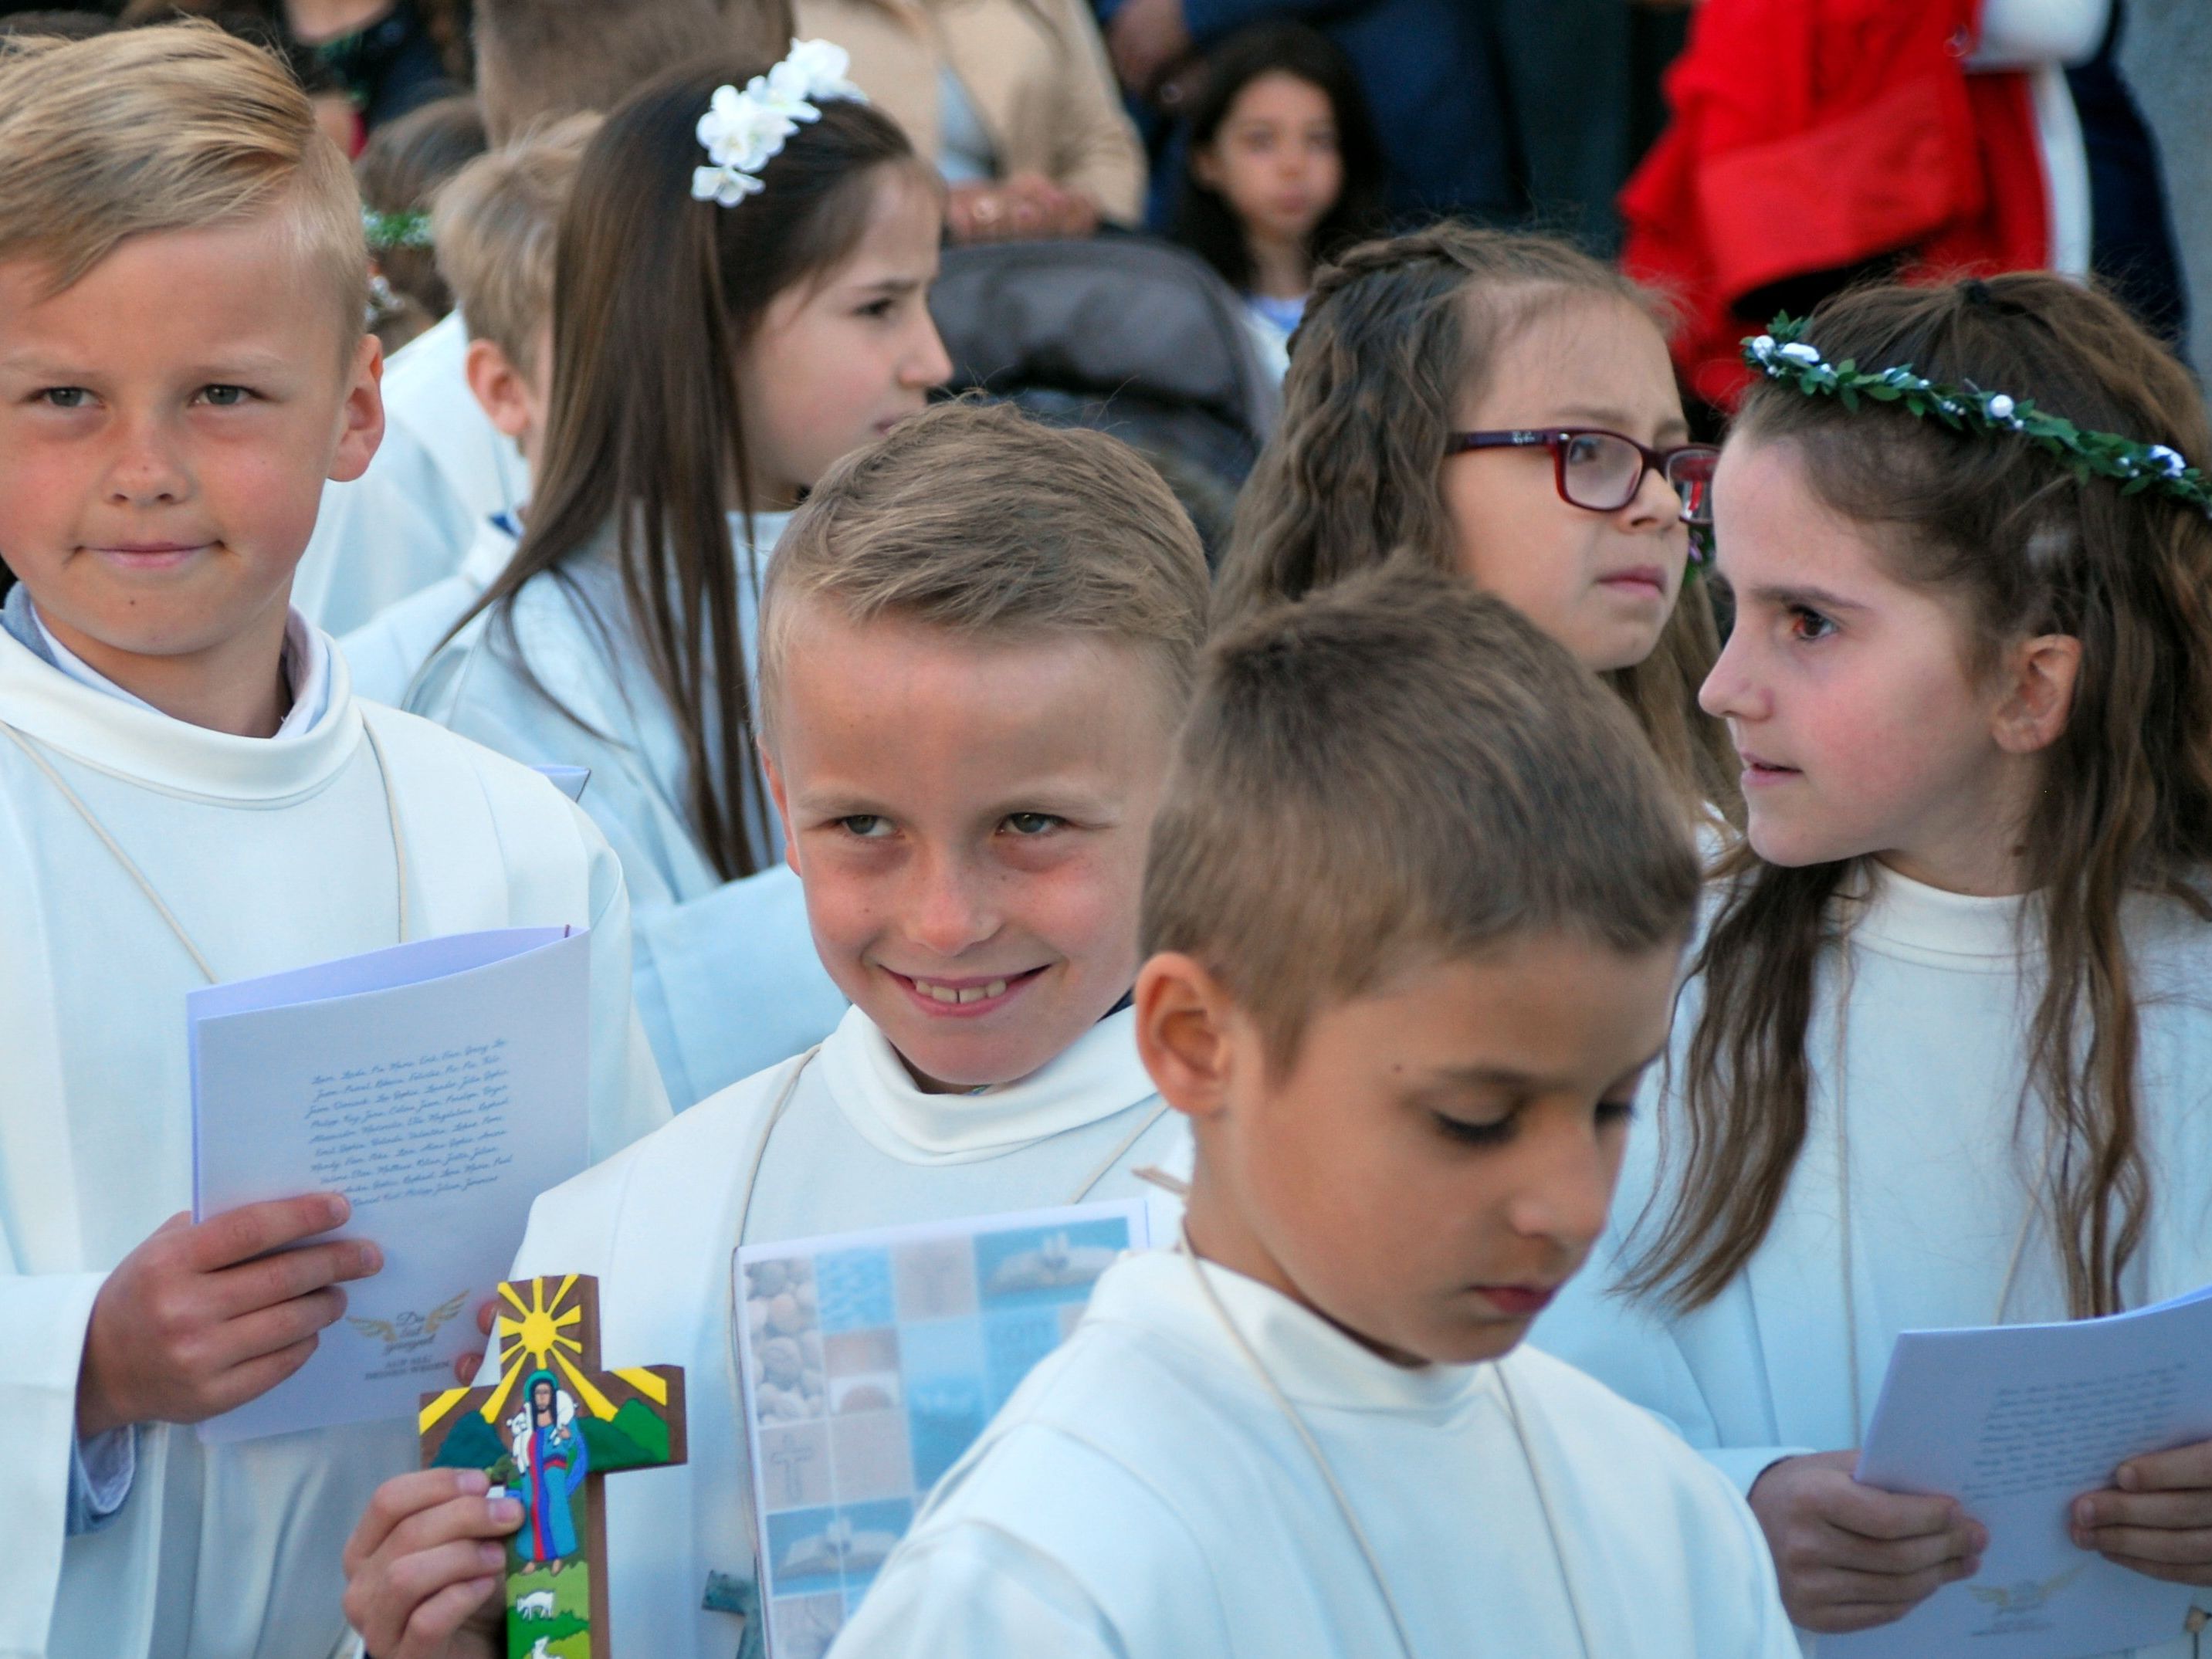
<box><xmin>1743</xmin><ymin>315</ymin><xmax>2212</xmax><ymax>517</ymax></box>
<box><xmin>362</xmin><ymin>206</ymin><xmax>432</xmax><ymax>253</ymax></box>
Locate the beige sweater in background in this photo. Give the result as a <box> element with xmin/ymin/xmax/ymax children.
<box><xmin>794</xmin><ymin>0</ymin><xmax>1147</xmax><ymax>222</ymax></box>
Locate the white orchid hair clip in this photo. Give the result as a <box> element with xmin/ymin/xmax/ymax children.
<box><xmin>692</xmin><ymin>39</ymin><xmax>867</xmax><ymax>208</ymax></box>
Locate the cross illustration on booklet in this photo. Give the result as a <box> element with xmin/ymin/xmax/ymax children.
<box><xmin>419</xmin><ymin>1275</ymin><xmax>687</xmax><ymax>1658</ymax></box>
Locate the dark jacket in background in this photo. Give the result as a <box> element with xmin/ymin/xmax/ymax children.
<box><xmin>1175</xmin><ymin>0</ymin><xmax>1634</xmax><ymax>250</ymax></box>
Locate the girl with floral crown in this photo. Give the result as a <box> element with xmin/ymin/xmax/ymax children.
<box><xmin>1539</xmin><ymin>272</ymin><xmax>2212</xmax><ymax>1652</ymax></box>
<box><xmin>407</xmin><ymin>44</ymin><xmax>952</xmax><ymax>1109</ymax></box>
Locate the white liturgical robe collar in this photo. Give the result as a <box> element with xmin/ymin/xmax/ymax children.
<box><xmin>0</xmin><ymin>611</ymin><xmax>360</xmax><ymax>802</ymax></box>
<box><xmin>818</xmin><ymin>1002</ymin><xmax>1156</xmax><ymax>1165</ymax></box>
<box><xmin>1102</xmin><ymin>1250</ymin><xmax>1494</xmax><ymax>1417</ymax></box>
<box><xmin>1848</xmin><ymin>862</ymin><xmax>2031</xmax><ymax>968</ymax></box>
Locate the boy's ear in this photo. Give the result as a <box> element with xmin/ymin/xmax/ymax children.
<box><xmin>1991</xmin><ymin>632</ymin><xmax>2082</xmax><ymax>755</ymax></box>
<box><xmin>1135</xmin><ymin>952</ymin><xmax>1237</xmax><ymax>1123</ymax></box>
<box><xmin>328</xmin><ymin>333</ymin><xmax>385</xmax><ymax>484</ymax></box>
<box><xmin>464</xmin><ymin>337</ymin><xmax>536</xmax><ymax>443</ymax></box>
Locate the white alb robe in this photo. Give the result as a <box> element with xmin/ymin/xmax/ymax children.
<box><xmin>292</xmin><ymin>313</ymin><xmax>526</xmax><ymax>635</ymax></box>
<box><xmin>1536</xmin><ymin>865</ymin><xmax>2212</xmax><ymax>1655</ymax></box>
<box><xmin>339</xmin><ymin>510</ymin><xmax>519</xmax><ymax>707</ymax></box>
<box><xmin>407</xmin><ymin>512</ymin><xmax>846</xmax><ymax>1108</ymax></box>
<box><xmin>0</xmin><ymin>624</ymin><xmax>670</xmax><ymax>1659</ymax></box>
<box><xmin>830</xmin><ymin>1249</ymin><xmax>1797</xmax><ymax>1659</ymax></box>
<box><xmin>493</xmin><ymin>1002</ymin><xmax>1189</xmax><ymax>1659</ymax></box>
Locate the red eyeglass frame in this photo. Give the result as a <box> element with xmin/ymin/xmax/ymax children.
<box><xmin>1445</xmin><ymin>427</ymin><xmax>1720</xmax><ymax>526</ymax></box>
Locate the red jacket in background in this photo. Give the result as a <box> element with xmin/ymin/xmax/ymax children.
<box><xmin>1624</xmin><ymin>0</ymin><xmax>2049</xmax><ymax>407</ymax></box>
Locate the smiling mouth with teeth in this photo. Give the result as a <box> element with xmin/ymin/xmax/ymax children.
<box><xmin>913</xmin><ymin>978</ymin><xmax>1008</xmax><ymax>1005</ymax></box>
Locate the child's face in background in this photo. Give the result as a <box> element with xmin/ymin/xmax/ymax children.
<box><xmin>768</xmin><ymin>604</ymin><xmax>1177</xmax><ymax>1092</ymax></box>
<box><xmin>1193</xmin><ymin>72</ymin><xmax>1343</xmax><ymax>257</ymax></box>
<box><xmin>740</xmin><ymin>168</ymin><xmax>952</xmax><ymax>510</ymax></box>
<box><xmin>0</xmin><ymin>208</ymin><xmax>381</xmax><ymax>675</ymax></box>
<box><xmin>1700</xmin><ymin>438</ymin><xmax>2060</xmax><ymax>895</ymax></box>
<box><xmin>1441</xmin><ymin>296</ymin><xmax>1690</xmax><ymax>673</ymax></box>
<box><xmin>1145</xmin><ymin>932</ymin><xmax>1676</xmax><ymax>1368</ymax></box>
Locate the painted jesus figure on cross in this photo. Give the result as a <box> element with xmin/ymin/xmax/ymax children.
<box><xmin>511</xmin><ymin>1370</ymin><xmax>589</xmax><ymax>1574</ymax></box>
<box><xmin>418</xmin><ymin>1275</ymin><xmax>686</xmax><ymax>1659</ymax></box>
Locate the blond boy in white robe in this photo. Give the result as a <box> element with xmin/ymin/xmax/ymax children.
<box><xmin>0</xmin><ymin>26</ymin><xmax>667</xmax><ymax>1657</ymax></box>
<box><xmin>339</xmin><ymin>401</ymin><xmax>1211</xmax><ymax>1659</ymax></box>
<box><xmin>832</xmin><ymin>565</ymin><xmax>1799</xmax><ymax>1658</ymax></box>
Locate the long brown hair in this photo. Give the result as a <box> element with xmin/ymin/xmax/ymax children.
<box><xmin>455</xmin><ymin>59</ymin><xmax>923</xmax><ymax>880</ymax></box>
<box><xmin>1630</xmin><ymin>274</ymin><xmax>2212</xmax><ymax>1319</ymax></box>
<box><xmin>1214</xmin><ymin>222</ymin><xmax>1741</xmax><ymax>821</ymax></box>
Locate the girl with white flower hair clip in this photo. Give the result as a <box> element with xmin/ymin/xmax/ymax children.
<box><xmin>397</xmin><ymin>49</ymin><xmax>952</xmax><ymax>1122</ymax></box>
<box><xmin>1539</xmin><ymin>271</ymin><xmax>2212</xmax><ymax>1654</ymax></box>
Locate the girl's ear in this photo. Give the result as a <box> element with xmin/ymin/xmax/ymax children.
<box><xmin>1991</xmin><ymin>633</ymin><xmax>2084</xmax><ymax>755</ymax></box>
<box><xmin>1135</xmin><ymin>952</ymin><xmax>1238</xmax><ymax>1123</ymax></box>
<box><xmin>1190</xmin><ymin>142</ymin><xmax>1223</xmax><ymax>192</ymax></box>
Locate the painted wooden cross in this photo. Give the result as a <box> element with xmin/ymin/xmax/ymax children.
<box><xmin>418</xmin><ymin>1275</ymin><xmax>686</xmax><ymax>1659</ymax></box>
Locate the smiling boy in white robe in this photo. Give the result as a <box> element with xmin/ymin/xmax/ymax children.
<box><xmin>0</xmin><ymin>26</ymin><xmax>669</xmax><ymax>1659</ymax></box>
<box><xmin>830</xmin><ymin>564</ymin><xmax>1799</xmax><ymax>1659</ymax></box>
<box><xmin>340</xmin><ymin>401</ymin><xmax>1211</xmax><ymax>1659</ymax></box>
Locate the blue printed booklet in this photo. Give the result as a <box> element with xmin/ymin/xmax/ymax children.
<box><xmin>189</xmin><ymin>926</ymin><xmax>591</xmax><ymax>1443</ymax></box>
<box><xmin>735</xmin><ymin>1200</ymin><xmax>1150</xmax><ymax>1657</ymax></box>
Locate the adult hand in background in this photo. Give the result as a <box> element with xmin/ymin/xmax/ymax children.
<box><xmin>947</xmin><ymin>174</ymin><xmax>1100</xmax><ymax>243</ymax></box>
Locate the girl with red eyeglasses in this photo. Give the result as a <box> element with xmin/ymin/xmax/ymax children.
<box><xmin>1216</xmin><ymin>222</ymin><xmax>1737</xmax><ymax>827</ymax></box>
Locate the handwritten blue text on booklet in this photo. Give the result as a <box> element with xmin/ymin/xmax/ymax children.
<box><xmin>190</xmin><ymin>926</ymin><xmax>592</xmax><ymax>1444</ymax></box>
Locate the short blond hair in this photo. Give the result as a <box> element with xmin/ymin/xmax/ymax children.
<box><xmin>432</xmin><ymin>114</ymin><xmax>600</xmax><ymax>377</ymax></box>
<box><xmin>0</xmin><ymin>21</ymin><xmax>364</xmax><ymax>339</ymax></box>
<box><xmin>1143</xmin><ymin>560</ymin><xmax>1700</xmax><ymax>1072</ymax></box>
<box><xmin>0</xmin><ymin>20</ymin><xmax>367</xmax><ymax>340</ymax></box>
<box><xmin>760</xmin><ymin>401</ymin><xmax>1209</xmax><ymax>745</ymax></box>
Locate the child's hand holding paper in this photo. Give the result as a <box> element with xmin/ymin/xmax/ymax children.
<box><xmin>77</xmin><ymin>1193</ymin><xmax>381</xmax><ymax>1437</ymax></box>
<box><xmin>2073</xmin><ymin>1438</ymin><xmax>2212</xmax><ymax>1586</ymax></box>
<box><xmin>1748</xmin><ymin>1449</ymin><xmax>1987</xmax><ymax>1633</ymax></box>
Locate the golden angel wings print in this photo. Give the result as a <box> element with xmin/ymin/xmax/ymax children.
<box><xmin>347</xmin><ymin>1289</ymin><xmax>470</xmax><ymax>1344</ymax></box>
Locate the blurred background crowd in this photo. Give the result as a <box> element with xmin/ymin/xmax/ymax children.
<box><xmin>2</xmin><ymin>0</ymin><xmax>2206</xmax><ymax>547</ymax></box>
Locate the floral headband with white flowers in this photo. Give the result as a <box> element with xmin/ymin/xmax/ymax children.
<box><xmin>1743</xmin><ymin>315</ymin><xmax>2212</xmax><ymax>517</ymax></box>
<box><xmin>691</xmin><ymin>38</ymin><xmax>866</xmax><ymax>208</ymax></box>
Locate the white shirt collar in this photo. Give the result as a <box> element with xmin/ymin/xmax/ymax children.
<box><xmin>462</xmin><ymin>512</ymin><xmax>523</xmax><ymax>588</ymax></box>
<box><xmin>818</xmin><ymin>1002</ymin><xmax>1157</xmax><ymax>1164</ymax></box>
<box><xmin>1092</xmin><ymin>1249</ymin><xmax>1495</xmax><ymax>1416</ymax></box>
<box><xmin>1846</xmin><ymin>860</ymin><xmax>2031</xmax><ymax>967</ymax></box>
<box><xmin>30</xmin><ymin>601</ymin><xmax>333</xmax><ymax>742</ymax></box>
